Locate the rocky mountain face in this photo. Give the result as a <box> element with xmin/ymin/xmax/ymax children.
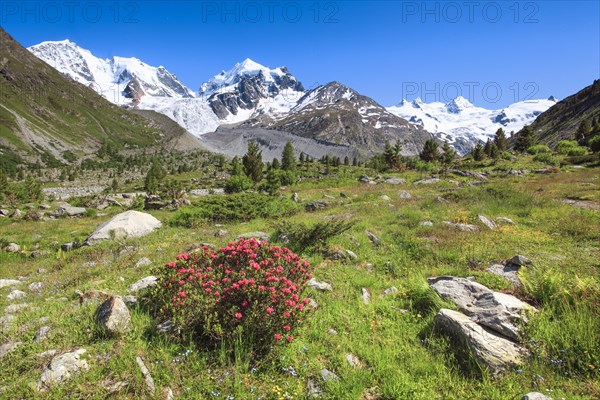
<box><xmin>0</xmin><ymin>27</ymin><xmax>196</xmax><ymax>167</ymax></box>
<box><xmin>249</xmin><ymin>82</ymin><xmax>432</xmax><ymax>156</ymax></box>
<box><xmin>512</xmin><ymin>80</ymin><xmax>600</xmax><ymax>147</ymax></box>
<box><xmin>387</xmin><ymin>96</ymin><xmax>557</xmax><ymax>154</ymax></box>
<box><xmin>28</xmin><ymin>40</ymin><xmax>195</xmax><ymax>105</ymax></box>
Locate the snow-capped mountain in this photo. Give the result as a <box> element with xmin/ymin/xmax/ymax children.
<box><xmin>387</xmin><ymin>96</ymin><xmax>557</xmax><ymax>153</ymax></box>
<box><xmin>28</xmin><ymin>40</ymin><xmax>195</xmax><ymax>104</ymax></box>
<box><xmin>198</xmin><ymin>58</ymin><xmax>305</xmax><ymax>123</ymax></box>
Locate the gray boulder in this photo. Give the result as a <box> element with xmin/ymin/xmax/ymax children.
<box><xmin>398</xmin><ymin>190</ymin><xmax>413</xmax><ymax>199</ymax></box>
<box><xmin>308</xmin><ymin>278</ymin><xmax>332</xmax><ymax>291</ymax></box>
<box><xmin>319</xmin><ymin>368</ymin><xmax>339</xmax><ymax>382</ymax></box>
<box><xmin>0</xmin><ymin>279</ymin><xmax>20</xmax><ymax>289</ymax></box>
<box><xmin>384</xmin><ymin>177</ymin><xmax>406</xmax><ymax>185</ymax></box>
<box><xmin>442</xmin><ymin>221</ymin><xmax>479</xmax><ymax>233</ymax></box>
<box><xmin>95</xmin><ymin>296</ymin><xmax>132</xmax><ymax>334</ymax></box>
<box><xmin>361</xmin><ymin>288</ymin><xmax>371</xmax><ymax>305</ymax></box>
<box><xmin>496</xmin><ymin>217</ymin><xmax>515</xmax><ymax>225</ymax></box>
<box><xmin>434</xmin><ymin>309</ymin><xmax>528</xmax><ymax>376</ymax></box>
<box><xmin>4</xmin><ymin>243</ymin><xmax>20</xmax><ymax>253</ymax></box>
<box><xmin>414</xmin><ymin>178</ymin><xmax>441</xmax><ymax>185</ymax></box>
<box><xmin>37</xmin><ymin>348</ymin><xmax>89</xmax><ymax>391</ymax></box>
<box><xmin>85</xmin><ymin>211</ymin><xmax>162</xmax><ymax>245</ymax></box>
<box><xmin>477</xmin><ymin>215</ymin><xmax>498</xmax><ymax>230</ymax></box>
<box><xmin>428</xmin><ymin>276</ymin><xmax>535</xmax><ymax>341</ymax></box>
<box><xmin>487</xmin><ymin>264</ymin><xmax>522</xmax><ymax>286</ymax></box>
<box><xmin>366</xmin><ymin>231</ymin><xmax>380</xmax><ymax>245</ymax></box>
<box><xmin>128</xmin><ymin>276</ymin><xmax>158</xmax><ymax>293</ymax></box>
<box><xmin>56</xmin><ymin>202</ymin><xmax>86</xmax><ymax>217</ymax></box>
<box><xmin>509</xmin><ymin>255</ymin><xmax>532</xmax><ymax>267</ymax></box>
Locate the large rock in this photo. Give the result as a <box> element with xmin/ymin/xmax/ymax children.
<box><xmin>128</xmin><ymin>276</ymin><xmax>158</xmax><ymax>293</ymax></box>
<box><xmin>487</xmin><ymin>264</ymin><xmax>522</xmax><ymax>286</ymax></box>
<box><xmin>0</xmin><ymin>279</ymin><xmax>21</xmax><ymax>289</ymax></box>
<box><xmin>236</xmin><ymin>231</ymin><xmax>270</xmax><ymax>241</ymax></box>
<box><xmin>37</xmin><ymin>348</ymin><xmax>89</xmax><ymax>390</ymax></box>
<box><xmin>477</xmin><ymin>215</ymin><xmax>498</xmax><ymax>230</ymax></box>
<box><xmin>95</xmin><ymin>296</ymin><xmax>132</xmax><ymax>334</ymax></box>
<box><xmin>85</xmin><ymin>211</ymin><xmax>162</xmax><ymax>245</ymax></box>
<box><xmin>56</xmin><ymin>202</ymin><xmax>86</xmax><ymax>217</ymax></box>
<box><xmin>434</xmin><ymin>309</ymin><xmax>528</xmax><ymax>376</ymax></box>
<box><xmin>428</xmin><ymin>276</ymin><xmax>535</xmax><ymax>341</ymax></box>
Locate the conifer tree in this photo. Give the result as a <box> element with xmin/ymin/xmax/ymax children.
<box><xmin>281</xmin><ymin>141</ymin><xmax>297</xmax><ymax>173</ymax></box>
<box><xmin>419</xmin><ymin>139</ymin><xmax>439</xmax><ymax>162</ymax></box>
<box><xmin>242</xmin><ymin>141</ymin><xmax>264</xmax><ymax>183</ymax></box>
<box><xmin>493</xmin><ymin>128</ymin><xmax>507</xmax><ymax>151</ymax></box>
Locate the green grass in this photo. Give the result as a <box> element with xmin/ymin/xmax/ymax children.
<box><xmin>0</xmin><ymin>164</ymin><xmax>598</xmax><ymax>399</ymax></box>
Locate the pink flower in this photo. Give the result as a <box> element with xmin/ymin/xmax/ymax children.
<box><xmin>266</xmin><ymin>307</ymin><xmax>274</xmax><ymax>314</ymax></box>
<box><xmin>274</xmin><ymin>333</ymin><xmax>282</xmax><ymax>341</ymax></box>
<box><xmin>235</xmin><ymin>312</ymin><xmax>243</xmax><ymax>319</ymax></box>
<box><xmin>286</xmin><ymin>335</ymin><xmax>293</xmax><ymax>343</ymax></box>
<box><xmin>242</xmin><ymin>301</ymin><xmax>249</xmax><ymax>307</ymax></box>
<box><xmin>283</xmin><ymin>325</ymin><xmax>291</xmax><ymax>331</ymax></box>
<box><xmin>179</xmin><ymin>291</ymin><xmax>186</xmax><ymax>298</ymax></box>
<box><xmin>179</xmin><ymin>280</ymin><xmax>185</xmax><ymax>286</ymax></box>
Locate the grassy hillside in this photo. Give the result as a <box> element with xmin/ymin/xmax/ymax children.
<box><xmin>0</xmin><ymin>156</ymin><xmax>598</xmax><ymax>399</ymax></box>
<box><xmin>0</xmin><ymin>27</ymin><xmax>174</xmax><ymax>168</ymax></box>
<box><xmin>514</xmin><ymin>80</ymin><xmax>600</xmax><ymax>147</ymax></box>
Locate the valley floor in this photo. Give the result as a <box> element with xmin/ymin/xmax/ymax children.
<box><xmin>0</xmin><ymin>165</ymin><xmax>598</xmax><ymax>399</ymax></box>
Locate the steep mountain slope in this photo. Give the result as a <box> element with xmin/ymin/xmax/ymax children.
<box><xmin>28</xmin><ymin>40</ymin><xmax>195</xmax><ymax>105</ymax></box>
<box><xmin>513</xmin><ymin>80</ymin><xmax>600</xmax><ymax>146</ymax></box>
<box><xmin>0</xmin><ymin>27</ymin><xmax>191</xmax><ymax>167</ymax></box>
<box><xmin>249</xmin><ymin>82</ymin><xmax>432</xmax><ymax>156</ymax></box>
<box><xmin>387</xmin><ymin>96</ymin><xmax>557</xmax><ymax>153</ymax></box>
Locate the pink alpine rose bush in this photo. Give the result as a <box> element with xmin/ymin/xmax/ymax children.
<box><xmin>154</xmin><ymin>238</ymin><xmax>312</xmax><ymax>351</ymax></box>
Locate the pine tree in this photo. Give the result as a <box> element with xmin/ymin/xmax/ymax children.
<box><xmin>419</xmin><ymin>139</ymin><xmax>439</xmax><ymax>162</ymax></box>
<box><xmin>493</xmin><ymin>128</ymin><xmax>507</xmax><ymax>151</ymax></box>
<box><xmin>271</xmin><ymin>158</ymin><xmax>281</xmax><ymax>170</ymax></box>
<box><xmin>484</xmin><ymin>139</ymin><xmax>492</xmax><ymax>157</ymax></box>
<box><xmin>230</xmin><ymin>156</ymin><xmax>242</xmax><ymax>176</ymax></box>
<box><xmin>440</xmin><ymin>141</ymin><xmax>456</xmax><ymax>177</ymax></box>
<box><xmin>515</xmin><ymin>125</ymin><xmax>535</xmax><ymax>152</ymax></box>
<box><xmin>472</xmin><ymin>141</ymin><xmax>485</xmax><ymax>161</ymax></box>
<box><xmin>490</xmin><ymin>143</ymin><xmax>499</xmax><ymax>160</ymax></box>
<box><xmin>242</xmin><ymin>141</ymin><xmax>264</xmax><ymax>183</ymax></box>
<box><xmin>111</xmin><ymin>178</ymin><xmax>119</xmax><ymax>193</ymax></box>
<box><xmin>352</xmin><ymin>157</ymin><xmax>358</xmax><ymax>166</ymax></box>
<box><xmin>281</xmin><ymin>141</ymin><xmax>297</xmax><ymax>173</ymax></box>
<box><xmin>575</xmin><ymin>120</ymin><xmax>591</xmax><ymax>141</ymax></box>
<box><xmin>343</xmin><ymin>156</ymin><xmax>349</xmax><ymax>166</ymax></box>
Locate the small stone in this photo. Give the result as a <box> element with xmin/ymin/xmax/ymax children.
<box><xmin>346</xmin><ymin>250</ymin><xmax>358</xmax><ymax>260</ymax></box>
<box><xmin>4</xmin><ymin>303</ymin><xmax>29</xmax><ymax>314</ymax></box>
<box><xmin>398</xmin><ymin>190</ymin><xmax>413</xmax><ymax>199</ymax></box>
<box><xmin>307</xmin><ymin>298</ymin><xmax>319</xmax><ymax>309</ymax></box>
<box><xmin>34</xmin><ymin>326</ymin><xmax>51</xmax><ymax>342</ymax></box>
<box><xmin>477</xmin><ymin>215</ymin><xmax>498</xmax><ymax>230</ymax></box>
<box><xmin>60</xmin><ymin>242</ymin><xmax>73</xmax><ymax>251</ymax></box>
<box><xmin>384</xmin><ymin>177</ymin><xmax>405</xmax><ymax>185</ymax></box>
<box><xmin>7</xmin><ymin>290</ymin><xmax>26</xmax><ymax>300</ymax></box>
<box><xmin>11</xmin><ymin>209</ymin><xmax>23</xmax><ymax>218</ymax></box>
<box><xmin>28</xmin><ymin>282</ymin><xmax>43</xmax><ymax>293</ymax></box>
<box><xmin>37</xmin><ymin>268</ymin><xmax>47</xmax><ymax>274</ymax></box>
<box><xmin>366</xmin><ymin>231</ymin><xmax>380</xmax><ymax>246</ymax></box>
<box><xmin>442</xmin><ymin>221</ymin><xmax>478</xmax><ymax>233</ymax></box>
<box><xmin>365</xmin><ymin>263</ymin><xmax>374</xmax><ymax>272</ymax></box>
<box><xmin>520</xmin><ymin>393</ymin><xmax>553</xmax><ymax>400</ymax></box>
<box><xmin>345</xmin><ymin>353</ymin><xmax>361</xmax><ymax>368</ymax></box>
<box><xmin>291</xmin><ymin>192</ymin><xmax>299</xmax><ymax>202</ymax></box>
<box><xmin>135</xmin><ymin>356</ymin><xmax>155</xmax><ymax>395</ymax></box>
<box><xmin>419</xmin><ymin>221</ymin><xmax>433</xmax><ymax>227</ymax></box>
<box><xmin>319</xmin><ymin>368</ymin><xmax>339</xmax><ymax>382</ymax></box>
<box><xmin>383</xmin><ymin>286</ymin><xmax>398</xmax><ymax>296</ymax></box>
<box><xmin>509</xmin><ymin>255</ymin><xmax>532</xmax><ymax>267</ymax></box>
<box><xmin>95</xmin><ymin>296</ymin><xmax>132</xmax><ymax>334</ymax></box>
<box><xmin>38</xmin><ymin>349</ymin><xmax>59</xmax><ymax>358</ymax></box>
<box><xmin>0</xmin><ymin>341</ymin><xmax>22</xmax><ymax>358</ymax></box>
<box><xmin>0</xmin><ymin>279</ymin><xmax>21</xmax><ymax>289</ymax></box>
<box><xmin>361</xmin><ymin>288</ymin><xmax>371</xmax><ymax>305</ymax></box>
<box><xmin>339</xmin><ymin>192</ymin><xmax>349</xmax><ymax>198</ymax></box>
<box><xmin>379</xmin><ymin>195</ymin><xmax>391</xmax><ymax>201</ymax></box>
<box><xmin>214</xmin><ymin>229</ymin><xmax>228</xmax><ymax>238</ymax></box>
<box><xmin>128</xmin><ymin>276</ymin><xmax>158</xmax><ymax>293</ymax></box>
<box><xmin>37</xmin><ymin>348</ymin><xmax>89</xmax><ymax>391</ymax></box>
<box><xmin>162</xmin><ymin>387</ymin><xmax>175</xmax><ymax>400</ymax></box>
<box><xmin>101</xmin><ymin>380</ymin><xmax>129</xmax><ymax>394</ymax></box>
<box><xmin>307</xmin><ymin>378</ymin><xmax>323</xmax><ymax>398</ymax></box>
<box><xmin>157</xmin><ymin>320</ymin><xmax>175</xmax><ymax>334</ymax></box>
<box><xmin>327</xmin><ymin>329</ymin><xmax>338</xmax><ymax>335</ymax></box>
<box><xmin>308</xmin><ymin>278</ymin><xmax>332</xmax><ymax>291</ymax></box>
<box><xmin>4</xmin><ymin>243</ymin><xmax>20</xmax><ymax>253</ymax></box>
<box><xmin>134</xmin><ymin>257</ymin><xmax>152</xmax><ymax>268</ymax></box>
<box><xmin>414</xmin><ymin>178</ymin><xmax>441</xmax><ymax>185</ymax></box>
<box><xmin>496</xmin><ymin>217</ymin><xmax>515</xmax><ymax>225</ymax></box>
<box><xmin>123</xmin><ymin>295</ymin><xmax>137</xmax><ymax>305</ymax></box>
<box><xmin>0</xmin><ymin>315</ymin><xmax>16</xmax><ymax>333</ymax></box>
<box><xmin>30</xmin><ymin>250</ymin><xmax>50</xmax><ymax>258</ymax></box>
<box><xmin>487</xmin><ymin>264</ymin><xmax>522</xmax><ymax>286</ymax></box>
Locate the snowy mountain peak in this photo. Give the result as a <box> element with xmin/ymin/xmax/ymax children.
<box><xmin>445</xmin><ymin>96</ymin><xmax>474</xmax><ymax>113</ymax></box>
<box><xmin>412</xmin><ymin>97</ymin><xmax>424</xmax><ymax>108</ymax></box>
<box><xmin>28</xmin><ymin>40</ymin><xmax>195</xmax><ymax>103</ymax></box>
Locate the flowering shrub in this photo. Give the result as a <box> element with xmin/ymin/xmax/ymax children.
<box><xmin>154</xmin><ymin>238</ymin><xmax>312</xmax><ymax>352</ymax></box>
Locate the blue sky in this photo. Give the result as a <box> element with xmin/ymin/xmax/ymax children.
<box><xmin>2</xmin><ymin>1</ymin><xmax>599</xmax><ymax>108</ymax></box>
